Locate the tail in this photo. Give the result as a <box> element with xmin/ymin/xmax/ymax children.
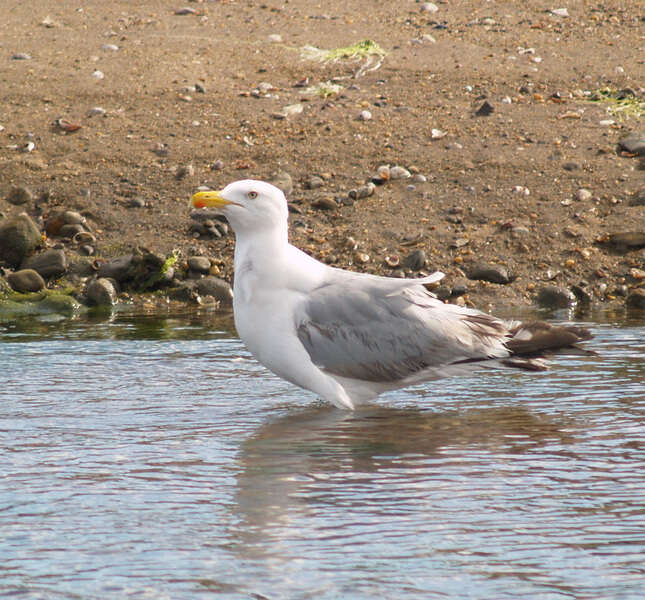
<box><xmin>501</xmin><ymin>321</ymin><xmax>595</xmax><ymax>371</ymax></box>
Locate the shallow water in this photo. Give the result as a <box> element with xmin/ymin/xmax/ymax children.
<box><xmin>1</xmin><ymin>309</ymin><xmax>644</xmax><ymax>599</ymax></box>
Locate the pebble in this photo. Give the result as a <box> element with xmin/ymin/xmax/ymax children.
<box><xmin>97</xmin><ymin>255</ymin><xmax>133</xmax><ymax>283</ymax></box>
<box><xmin>60</xmin><ymin>223</ymin><xmax>85</xmax><ymax>238</ymax></box>
<box><xmin>574</xmin><ymin>188</ymin><xmax>592</xmax><ymax>202</ymax></box>
<box><xmin>606</xmin><ymin>232</ymin><xmax>645</xmax><ymax>252</ymax></box>
<box><xmin>551</xmin><ymin>8</ymin><xmax>570</xmax><ymax>17</ymax></box>
<box><xmin>402</xmin><ymin>249</ymin><xmax>427</xmax><ymax>272</ymax></box>
<box><xmin>475</xmin><ymin>100</ymin><xmax>494</xmax><ymax>116</ymax></box>
<box><xmin>196</xmin><ymin>276</ymin><xmax>233</xmax><ymax>305</ymax></box>
<box><xmin>175</xmin><ymin>164</ymin><xmax>195</xmax><ymax>180</ymax></box>
<box><xmin>512</xmin><ymin>185</ymin><xmax>530</xmax><ymax>196</ymax></box>
<box><xmin>305</xmin><ymin>175</ymin><xmax>324</xmax><ymax>189</ymax></box>
<box><xmin>421</xmin><ymin>2</ymin><xmax>439</xmax><ymax>13</ymax></box>
<box><xmin>358</xmin><ymin>110</ymin><xmax>372</xmax><ymax>121</ymax></box>
<box><xmin>6</xmin><ymin>186</ymin><xmax>33</xmax><ymax>206</ymax></box>
<box><xmin>617</xmin><ymin>132</ymin><xmax>645</xmax><ymax>157</ymax></box>
<box><xmin>268</xmin><ymin>171</ymin><xmax>293</xmax><ymax>196</ymax></box>
<box><xmin>389</xmin><ymin>166</ymin><xmax>411</xmax><ymax>180</ymax></box>
<box><xmin>86</xmin><ymin>277</ymin><xmax>118</xmax><ymax>306</ymax></box>
<box><xmin>0</xmin><ymin>213</ymin><xmax>42</xmax><ymax>267</ymax></box>
<box><xmin>22</xmin><ymin>249</ymin><xmax>67</xmax><ymax>278</ymax></box>
<box><xmin>268</xmin><ymin>34</ymin><xmax>283</xmax><ymax>43</ymax></box>
<box><xmin>630</xmin><ymin>188</ymin><xmax>645</xmax><ymax>207</ymax></box>
<box><xmin>187</xmin><ymin>256</ymin><xmax>211</xmax><ymax>274</ymax></box>
<box><xmin>430</xmin><ymin>128</ymin><xmax>447</xmax><ymax>139</ymax></box>
<box><xmin>412</xmin><ymin>174</ymin><xmax>427</xmax><ymax>183</ymax></box>
<box><xmin>536</xmin><ymin>285</ymin><xmax>577</xmax><ymax>309</ymax></box>
<box><xmin>11</xmin><ymin>53</ymin><xmax>32</xmax><ymax>60</ymax></box>
<box><xmin>211</xmin><ymin>159</ymin><xmax>225</xmax><ymax>170</ymax></box>
<box><xmin>562</xmin><ymin>161</ymin><xmax>580</xmax><ymax>171</ymax></box>
<box><xmin>348</xmin><ymin>182</ymin><xmax>375</xmax><ymax>200</ymax></box>
<box><xmin>7</xmin><ymin>269</ymin><xmax>45</xmax><ymax>293</ymax></box>
<box><xmin>468</xmin><ymin>263</ymin><xmax>511</xmax><ymax>284</ymax></box>
<box><xmin>87</xmin><ymin>106</ymin><xmax>106</xmax><ymax>117</ymax></box>
<box><xmin>311</xmin><ymin>197</ymin><xmax>338</xmax><ymax>211</ymax></box>
<box><xmin>175</xmin><ymin>7</ymin><xmax>197</xmax><ymax>15</ymax></box>
<box><xmin>101</xmin><ymin>44</ymin><xmax>119</xmax><ymax>51</ymax></box>
<box><xmin>626</xmin><ymin>289</ymin><xmax>645</xmax><ymax>310</ymax></box>
<box><xmin>91</xmin><ymin>70</ymin><xmax>105</xmax><ymax>80</ymax></box>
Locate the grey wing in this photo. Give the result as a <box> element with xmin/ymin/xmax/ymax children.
<box><xmin>294</xmin><ymin>278</ymin><xmax>511</xmax><ymax>383</ymax></box>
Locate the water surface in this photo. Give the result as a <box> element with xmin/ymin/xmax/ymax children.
<box><xmin>1</xmin><ymin>309</ymin><xmax>644</xmax><ymax>599</ymax></box>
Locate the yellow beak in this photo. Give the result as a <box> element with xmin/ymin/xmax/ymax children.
<box><xmin>191</xmin><ymin>190</ymin><xmax>237</xmax><ymax>209</ymax></box>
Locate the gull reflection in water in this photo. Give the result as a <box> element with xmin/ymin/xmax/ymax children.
<box><xmin>230</xmin><ymin>403</ymin><xmax>573</xmax><ymax>557</ymax></box>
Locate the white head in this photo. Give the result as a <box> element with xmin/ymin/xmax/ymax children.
<box><xmin>191</xmin><ymin>179</ymin><xmax>289</xmax><ymax>236</ymax></box>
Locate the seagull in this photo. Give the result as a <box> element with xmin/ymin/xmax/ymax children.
<box><xmin>191</xmin><ymin>180</ymin><xmax>592</xmax><ymax>409</ymax></box>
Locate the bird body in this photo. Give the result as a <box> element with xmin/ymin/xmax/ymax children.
<box><xmin>192</xmin><ymin>180</ymin><xmax>592</xmax><ymax>409</ymax></box>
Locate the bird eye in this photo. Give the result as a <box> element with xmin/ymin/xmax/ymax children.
<box><xmin>247</xmin><ymin>191</ymin><xmax>258</xmax><ymax>200</ymax></box>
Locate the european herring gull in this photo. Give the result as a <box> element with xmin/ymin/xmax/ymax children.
<box><xmin>191</xmin><ymin>180</ymin><xmax>592</xmax><ymax>409</ymax></box>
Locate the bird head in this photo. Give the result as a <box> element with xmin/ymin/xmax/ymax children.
<box><xmin>191</xmin><ymin>179</ymin><xmax>289</xmax><ymax>235</ymax></box>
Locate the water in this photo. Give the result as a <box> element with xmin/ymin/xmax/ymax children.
<box><xmin>1</xmin><ymin>309</ymin><xmax>644</xmax><ymax>599</ymax></box>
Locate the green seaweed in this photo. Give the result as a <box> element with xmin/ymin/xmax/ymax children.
<box><xmin>586</xmin><ymin>87</ymin><xmax>645</xmax><ymax>121</ymax></box>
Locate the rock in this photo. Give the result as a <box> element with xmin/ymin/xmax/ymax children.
<box><xmin>6</xmin><ymin>186</ymin><xmax>33</xmax><ymax>206</ymax></box>
<box><xmin>97</xmin><ymin>255</ymin><xmax>133</xmax><ymax>282</ymax></box>
<box><xmin>626</xmin><ymin>289</ymin><xmax>645</xmax><ymax>310</ymax></box>
<box><xmin>305</xmin><ymin>175</ymin><xmax>324</xmax><ymax>189</ymax></box>
<box><xmin>7</xmin><ymin>269</ymin><xmax>46</xmax><ymax>293</ymax></box>
<box><xmin>86</xmin><ymin>278</ymin><xmax>118</xmax><ymax>306</ymax></box>
<box><xmin>389</xmin><ymin>166</ymin><xmax>411</xmax><ymax>180</ymax></box>
<box><xmin>11</xmin><ymin>53</ymin><xmax>32</xmax><ymax>60</ymax></box>
<box><xmin>421</xmin><ymin>2</ymin><xmax>439</xmax><ymax>13</ymax></box>
<box><xmin>175</xmin><ymin>164</ymin><xmax>195</xmax><ymax>180</ymax></box>
<box><xmin>617</xmin><ymin>132</ymin><xmax>645</xmax><ymax>156</ymax></box>
<box><xmin>629</xmin><ymin>188</ymin><xmax>645</xmax><ymax>206</ymax></box>
<box><xmin>562</xmin><ymin>161</ymin><xmax>580</xmax><ymax>171</ymax></box>
<box><xmin>402</xmin><ymin>249</ymin><xmax>427</xmax><ymax>271</ymax></box>
<box><xmin>59</xmin><ymin>223</ymin><xmax>86</xmax><ymax>238</ymax></box>
<box><xmin>468</xmin><ymin>263</ymin><xmax>511</xmax><ymax>284</ymax></box>
<box><xmin>269</xmin><ymin>171</ymin><xmax>293</xmax><ymax>196</ymax></box>
<box><xmin>22</xmin><ymin>249</ymin><xmax>67</xmax><ymax>278</ymax></box>
<box><xmin>574</xmin><ymin>188</ymin><xmax>592</xmax><ymax>202</ymax></box>
<box><xmin>348</xmin><ymin>183</ymin><xmax>375</xmax><ymax>200</ymax></box>
<box><xmin>475</xmin><ymin>100</ymin><xmax>494</xmax><ymax>116</ymax></box>
<box><xmin>0</xmin><ymin>213</ymin><xmax>42</xmax><ymax>267</ymax></box>
<box><xmin>311</xmin><ymin>197</ymin><xmax>337</xmax><ymax>211</ymax></box>
<box><xmin>187</xmin><ymin>256</ymin><xmax>211</xmax><ymax>274</ymax></box>
<box><xmin>606</xmin><ymin>232</ymin><xmax>645</xmax><ymax>252</ymax></box>
<box><xmin>196</xmin><ymin>276</ymin><xmax>233</xmax><ymax>305</ymax></box>
<box><xmin>357</xmin><ymin>110</ymin><xmax>372</xmax><ymax>121</ymax></box>
<box><xmin>536</xmin><ymin>285</ymin><xmax>577</xmax><ymax>309</ymax></box>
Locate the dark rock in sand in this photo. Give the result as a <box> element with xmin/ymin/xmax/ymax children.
<box><xmin>187</xmin><ymin>256</ymin><xmax>211</xmax><ymax>274</ymax></box>
<box><xmin>402</xmin><ymin>249</ymin><xmax>427</xmax><ymax>271</ymax></box>
<box><xmin>196</xmin><ymin>276</ymin><xmax>233</xmax><ymax>305</ymax></box>
<box><xmin>605</xmin><ymin>232</ymin><xmax>645</xmax><ymax>252</ymax></box>
<box><xmin>475</xmin><ymin>100</ymin><xmax>494</xmax><ymax>116</ymax></box>
<box><xmin>0</xmin><ymin>213</ymin><xmax>42</xmax><ymax>267</ymax></box>
<box><xmin>7</xmin><ymin>269</ymin><xmax>46</xmax><ymax>293</ymax></box>
<box><xmin>86</xmin><ymin>277</ymin><xmax>118</xmax><ymax>306</ymax></box>
<box><xmin>537</xmin><ymin>285</ymin><xmax>577</xmax><ymax>309</ymax></box>
<box><xmin>625</xmin><ymin>288</ymin><xmax>645</xmax><ymax>310</ymax></box>
<box><xmin>96</xmin><ymin>249</ymin><xmax>166</xmax><ymax>290</ymax></box>
<box><xmin>617</xmin><ymin>132</ymin><xmax>645</xmax><ymax>156</ymax></box>
<box><xmin>22</xmin><ymin>249</ymin><xmax>67</xmax><ymax>278</ymax></box>
<box><xmin>6</xmin><ymin>186</ymin><xmax>33</xmax><ymax>206</ymax></box>
<box><xmin>468</xmin><ymin>263</ymin><xmax>511</xmax><ymax>284</ymax></box>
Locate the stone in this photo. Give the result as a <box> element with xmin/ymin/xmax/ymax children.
<box><xmin>607</xmin><ymin>232</ymin><xmax>645</xmax><ymax>252</ymax></box>
<box><xmin>305</xmin><ymin>175</ymin><xmax>324</xmax><ymax>190</ymax></box>
<box><xmin>196</xmin><ymin>276</ymin><xmax>233</xmax><ymax>305</ymax></box>
<box><xmin>6</xmin><ymin>186</ymin><xmax>33</xmax><ymax>206</ymax></box>
<box><xmin>7</xmin><ymin>269</ymin><xmax>46</xmax><ymax>293</ymax></box>
<box><xmin>86</xmin><ymin>277</ymin><xmax>118</xmax><ymax>306</ymax></box>
<box><xmin>22</xmin><ymin>249</ymin><xmax>67</xmax><ymax>278</ymax></box>
<box><xmin>475</xmin><ymin>100</ymin><xmax>494</xmax><ymax>116</ymax></box>
<box><xmin>468</xmin><ymin>263</ymin><xmax>511</xmax><ymax>284</ymax></box>
<box><xmin>269</xmin><ymin>171</ymin><xmax>293</xmax><ymax>196</ymax></box>
<box><xmin>188</xmin><ymin>256</ymin><xmax>211</xmax><ymax>274</ymax></box>
<box><xmin>625</xmin><ymin>289</ymin><xmax>645</xmax><ymax>310</ymax></box>
<box><xmin>311</xmin><ymin>197</ymin><xmax>337</xmax><ymax>211</ymax></box>
<box><xmin>630</xmin><ymin>188</ymin><xmax>645</xmax><ymax>206</ymax></box>
<box><xmin>617</xmin><ymin>132</ymin><xmax>645</xmax><ymax>156</ymax></box>
<box><xmin>0</xmin><ymin>213</ymin><xmax>42</xmax><ymax>267</ymax></box>
<box><xmin>389</xmin><ymin>166</ymin><xmax>411</xmax><ymax>180</ymax></box>
<box><xmin>97</xmin><ymin>255</ymin><xmax>134</xmax><ymax>282</ymax></box>
<box><xmin>536</xmin><ymin>285</ymin><xmax>577</xmax><ymax>309</ymax></box>
<box><xmin>574</xmin><ymin>188</ymin><xmax>592</xmax><ymax>202</ymax></box>
<box><xmin>402</xmin><ymin>249</ymin><xmax>427</xmax><ymax>271</ymax></box>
